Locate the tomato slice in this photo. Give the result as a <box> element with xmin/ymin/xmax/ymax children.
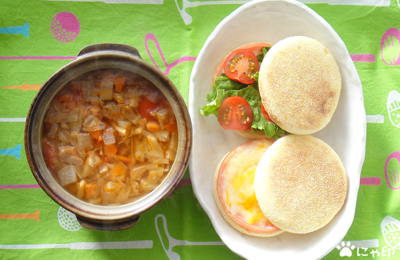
<box><xmin>139</xmin><ymin>97</ymin><xmax>158</xmax><ymax>120</ymax></box>
<box><xmin>261</xmin><ymin>103</ymin><xmax>274</xmax><ymax>122</ymax></box>
<box><xmin>223</xmin><ymin>49</ymin><xmax>260</xmax><ymax>84</ymax></box>
<box><xmin>213</xmin><ymin>43</ymin><xmax>272</xmax><ymax>84</ymax></box>
<box><xmin>216</xmin><ymin>139</ymin><xmax>281</xmax><ymax>234</ymax></box>
<box><xmin>218</xmin><ymin>96</ymin><xmax>252</xmax><ymax>130</ymax></box>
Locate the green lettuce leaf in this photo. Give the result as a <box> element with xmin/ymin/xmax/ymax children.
<box><xmin>200</xmin><ymin>74</ymin><xmax>285</xmax><ymax>139</ymax></box>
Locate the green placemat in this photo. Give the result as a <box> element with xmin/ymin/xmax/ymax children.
<box><xmin>1</xmin><ymin>0</ymin><xmax>400</xmax><ymax>259</ymax></box>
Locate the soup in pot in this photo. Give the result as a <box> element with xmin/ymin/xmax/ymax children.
<box><xmin>41</xmin><ymin>69</ymin><xmax>178</xmax><ymax>205</ymax></box>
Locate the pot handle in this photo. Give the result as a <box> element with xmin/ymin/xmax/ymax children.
<box><xmin>77</xmin><ymin>43</ymin><xmax>142</xmax><ymax>59</ymax></box>
<box><xmin>76</xmin><ymin>214</ymin><xmax>141</xmax><ymax>231</ymax></box>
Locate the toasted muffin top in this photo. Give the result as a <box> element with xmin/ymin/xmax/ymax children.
<box><xmin>254</xmin><ymin>135</ymin><xmax>347</xmax><ymax>234</ymax></box>
<box><xmin>259</xmin><ymin>36</ymin><xmax>341</xmax><ymax>135</ymax></box>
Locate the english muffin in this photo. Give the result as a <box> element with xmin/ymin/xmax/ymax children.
<box><xmin>258</xmin><ymin>36</ymin><xmax>341</xmax><ymax>135</ymax></box>
<box><xmin>254</xmin><ymin>135</ymin><xmax>347</xmax><ymax>234</ymax></box>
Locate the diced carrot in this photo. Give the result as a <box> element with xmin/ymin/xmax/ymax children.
<box><xmin>89</xmin><ymin>130</ymin><xmax>102</xmax><ymax>139</ymax></box>
<box><xmin>146</xmin><ymin>120</ymin><xmax>161</xmax><ymax>132</ymax></box>
<box><xmin>103</xmin><ymin>143</ymin><xmax>118</xmax><ymax>157</ymax></box>
<box><xmin>85</xmin><ymin>183</ymin><xmax>96</xmax><ymax>197</ymax></box>
<box><xmin>114</xmin><ymin>76</ymin><xmax>125</xmax><ymax>93</ymax></box>
<box><xmin>114</xmin><ymin>155</ymin><xmax>133</xmax><ymax>164</ymax></box>
<box><xmin>112</xmin><ymin>162</ymin><xmax>128</xmax><ymax>176</ymax></box>
<box><xmin>165</xmin><ymin>122</ymin><xmax>178</xmax><ymax>133</ymax></box>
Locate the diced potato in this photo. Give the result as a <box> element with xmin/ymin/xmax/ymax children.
<box><xmin>156</xmin><ymin>108</ymin><xmax>169</xmax><ymax>129</ymax></box>
<box><xmin>77</xmin><ymin>133</ymin><xmax>94</xmax><ymax>150</ymax></box>
<box><xmin>100</xmin><ymin>80</ymin><xmax>114</xmax><ymax>100</ymax></box>
<box><xmin>87</xmin><ymin>151</ymin><xmax>101</xmax><ymax>168</ymax></box>
<box><xmin>69</xmin><ymin>112</ymin><xmax>83</xmax><ymax>132</ymax></box>
<box><xmin>58</xmin><ymin>165</ymin><xmax>78</xmax><ymax>186</ymax></box>
<box><xmin>77</xmin><ymin>180</ymin><xmax>86</xmax><ymax>199</ymax></box>
<box><xmin>103</xmin><ymin>127</ymin><xmax>116</xmax><ymax>145</ymax></box>
<box><xmin>81</xmin><ymin>80</ymin><xmax>98</xmax><ymax>102</ymax></box>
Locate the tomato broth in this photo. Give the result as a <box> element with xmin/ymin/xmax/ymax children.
<box><xmin>41</xmin><ymin>69</ymin><xmax>178</xmax><ymax>206</ymax></box>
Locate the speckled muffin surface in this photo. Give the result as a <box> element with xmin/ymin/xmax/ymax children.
<box><xmin>258</xmin><ymin>36</ymin><xmax>341</xmax><ymax>135</ymax></box>
<box><xmin>254</xmin><ymin>135</ymin><xmax>347</xmax><ymax>234</ymax></box>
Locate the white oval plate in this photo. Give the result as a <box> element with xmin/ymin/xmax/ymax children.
<box><xmin>188</xmin><ymin>0</ymin><xmax>366</xmax><ymax>259</ymax></box>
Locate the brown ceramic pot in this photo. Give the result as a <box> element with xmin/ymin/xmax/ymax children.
<box><xmin>24</xmin><ymin>44</ymin><xmax>192</xmax><ymax>231</ymax></box>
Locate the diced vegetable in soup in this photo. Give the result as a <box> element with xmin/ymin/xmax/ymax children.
<box><xmin>42</xmin><ymin>69</ymin><xmax>178</xmax><ymax>206</ymax></box>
